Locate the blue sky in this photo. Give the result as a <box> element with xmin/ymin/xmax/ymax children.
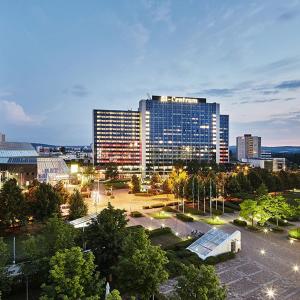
<box><xmin>0</xmin><ymin>0</ymin><xmax>300</xmax><ymax>146</ymax></box>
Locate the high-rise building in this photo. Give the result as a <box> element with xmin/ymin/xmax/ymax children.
<box><xmin>0</xmin><ymin>132</ymin><xmax>5</xmax><ymax>143</ymax></box>
<box><xmin>93</xmin><ymin>96</ymin><xmax>229</xmax><ymax>176</ymax></box>
<box><xmin>236</xmin><ymin>134</ymin><xmax>261</xmax><ymax>161</ymax></box>
<box><xmin>93</xmin><ymin>110</ymin><xmax>141</xmax><ymax>173</ymax></box>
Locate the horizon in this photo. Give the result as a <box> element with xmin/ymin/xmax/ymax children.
<box><xmin>1</xmin><ymin>1</ymin><xmax>300</xmax><ymax>146</ymax></box>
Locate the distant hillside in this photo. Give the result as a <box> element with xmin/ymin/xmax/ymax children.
<box><xmin>230</xmin><ymin>146</ymin><xmax>300</xmax><ymax>154</ymax></box>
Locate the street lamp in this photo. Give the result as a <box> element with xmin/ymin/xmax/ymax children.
<box><xmin>260</xmin><ymin>249</ymin><xmax>266</xmax><ymax>255</ymax></box>
<box><xmin>293</xmin><ymin>264</ymin><xmax>299</xmax><ymax>272</ymax></box>
<box><xmin>265</xmin><ymin>287</ymin><xmax>276</xmax><ymax>299</ymax></box>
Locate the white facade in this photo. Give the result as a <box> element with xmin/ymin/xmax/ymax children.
<box><xmin>187</xmin><ymin>228</ymin><xmax>241</xmax><ymax>260</ymax></box>
<box><xmin>241</xmin><ymin>157</ymin><xmax>286</xmax><ymax>172</ymax></box>
<box><xmin>237</xmin><ymin>134</ymin><xmax>261</xmax><ymax>161</ymax></box>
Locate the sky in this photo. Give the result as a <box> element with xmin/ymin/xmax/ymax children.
<box><xmin>0</xmin><ymin>0</ymin><xmax>300</xmax><ymax>146</ymax></box>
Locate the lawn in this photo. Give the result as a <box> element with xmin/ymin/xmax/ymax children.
<box><xmin>148</xmin><ymin>211</ymin><xmax>173</xmax><ymax>219</ymax></box>
<box><xmin>288</xmin><ymin>227</ymin><xmax>300</xmax><ymax>240</ymax></box>
<box><xmin>201</xmin><ymin>216</ymin><xmax>226</xmax><ymax>225</ymax></box>
<box><xmin>150</xmin><ymin>232</ymin><xmax>181</xmax><ymax>248</ymax></box>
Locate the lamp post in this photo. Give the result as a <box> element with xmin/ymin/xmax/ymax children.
<box><xmin>209</xmin><ymin>178</ymin><xmax>212</xmax><ymax>218</ymax></box>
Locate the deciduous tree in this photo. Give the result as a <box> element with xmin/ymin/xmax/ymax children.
<box><xmin>69</xmin><ymin>189</ymin><xmax>88</xmax><ymax>220</ymax></box>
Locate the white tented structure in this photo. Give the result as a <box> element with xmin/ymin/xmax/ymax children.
<box><xmin>187</xmin><ymin>228</ymin><xmax>241</xmax><ymax>260</ymax></box>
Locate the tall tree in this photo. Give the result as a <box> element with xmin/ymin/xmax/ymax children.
<box><xmin>40</xmin><ymin>247</ymin><xmax>104</xmax><ymax>300</ymax></box>
<box><xmin>0</xmin><ymin>238</ymin><xmax>12</xmax><ymax>296</ymax></box>
<box><xmin>131</xmin><ymin>175</ymin><xmax>141</xmax><ymax>193</ymax></box>
<box><xmin>174</xmin><ymin>264</ymin><xmax>226</xmax><ymax>300</ymax></box>
<box><xmin>150</xmin><ymin>173</ymin><xmax>162</xmax><ymax>189</ymax></box>
<box><xmin>27</xmin><ymin>183</ymin><xmax>62</xmax><ymax>221</ymax></box>
<box><xmin>256</xmin><ymin>183</ymin><xmax>268</xmax><ymax>198</ymax></box>
<box><xmin>239</xmin><ymin>199</ymin><xmax>270</xmax><ymax>227</ymax></box>
<box><xmin>69</xmin><ymin>190</ymin><xmax>88</xmax><ymax>220</ymax></box>
<box><xmin>105</xmin><ymin>163</ymin><xmax>119</xmax><ymax>180</ymax></box>
<box><xmin>260</xmin><ymin>195</ymin><xmax>293</xmax><ymax>227</ymax></box>
<box><xmin>0</xmin><ymin>178</ymin><xmax>26</xmax><ymax>227</ymax></box>
<box><xmin>53</xmin><ymin>181</ymin><xmax>69</xmax><ymax>204</ymax></box>
<box><xmin>85</xmin><ymin>203</ymin><xmax>128</xmax><ymax>276</ymax></box>
<box><xmin>114</xmin><ymin>228</ymin><xmax>168</xmax><ymax>300</ymax></box>
<box><xmin>23</xmin><ymin>215</ymin><xmax>78</xmax><ymax>283</ymax></box>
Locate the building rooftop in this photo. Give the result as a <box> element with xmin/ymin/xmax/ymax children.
<box><xmin>0</xmin><ymin>142</ymin><xmax>38</xmax><ymax>157</ymax></box>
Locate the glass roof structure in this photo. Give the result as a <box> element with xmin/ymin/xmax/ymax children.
<box><xmin>0</xmin><ymin>142</ymin><xmax>38</xmax><ymax>157</ymax></box>
<box><xmin>69</xmin><ymin>213</ymin><xmax>98</xmax><ymax>228</ymax></box>
<box><xmin>187</xmin><ymin>228</ymin><xmax>231</xmax><ymax>260</ymax></box>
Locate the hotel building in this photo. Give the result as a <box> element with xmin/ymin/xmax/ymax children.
<box><xmin>93</xmin><ymin>109</ymin><xmax>141</xmax><ymax>174</ymax></box>
<box><xmin>93</xmin><ymin>95</ymin><xmax>229</xmax><ymax>175</ymax></box>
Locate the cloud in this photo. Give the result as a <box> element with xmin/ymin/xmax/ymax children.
<box><xmin>278</xmin><ymin>10</ymin><xmax>299</xmax><ymax>22</ymax></box>
<box><xmin>237</xmin><ymin>97</ymin><xmax>296</xmax><ymax>104</ymax></box>
<box><xmin>200</xmin><ymin>88</ymin><xmax>236</xmax><ymax>97</ymax></box>
<box><xmin>275</xmin><ymin>80</ymin><xmax>300</xmax><ymax>90</ymax></box>
<box><xmin>63</xmin><ymin>84</ymin><xmax>90</xmax><ymax>98</ymax></box>
<box><xmin>0</xmin><ymin>100</ymin><xmax>42</xmax><ymax>125</ymax></box>
<box><xmin>254</xmin><ymin>56</ymin><xmax>300</xmax><ymax>74</ymax></box>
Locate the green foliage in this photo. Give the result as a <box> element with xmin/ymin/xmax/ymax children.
<box><xmin>40</xmin><ymin>247</ymin><xmax>104</xmax><ymax>300</ymax></box>
<box><xmin>256</xmin><ymin>183</ymin><xmax>268</xmax><ymax>198</ymax></box>
<box><xmin>105</xmin><ymin>163</ymin><xmax>119</xmax><ymax>180</ymax></box>
<box><xmin>260</xmin><ymin>195</ymin><xmax>294</xmax><ymax>227</ymax></box>
<box><xmin>26</xmin><ymin>183</ymin><xmax>62</xmax><ymax>221</ymax></box>
<box><xmin>107</xmin><ymin>289</ymin><xmax>122</xmax><ymax>300</ymax></box>
<box><xmin>69</xmin><ymin>189</ymin><xmax>88</xmax><ymax>220</ymax></box>
<box><xmin>53</xmin><ymin>181</ymin><xmax>70</xmax><ymax>204</ymax></box>
<box><xmin>85</xmin><ymin>203</ymin><xmax>128</xmax><ymax>276</ymax></box>
<box><xmin>288</xmin><ymin>227</ymin><xmax>300</xmax><ymax>239</ymax></box>
<box><xmin>176</xmin><ymin>213</ymin><xmax>194</xmax><ymax>222</ymax></box>
<box><xmin>233</xmin><ymin>219</ymin><xmax>247</xmax><ymax>227</ymax></box>
<box><xmin>148</xmin><ymin>227</ymin><xmax>173</xmax><ymax>237</ymax></box>
<box><xmin>204</xmin><ymin>252</ymin><xmax>235</xmax><ymax>265</ymax></box>
<box><xmin>130</xmin><ymin>211</ymin><xmax>143</xmax><ymax>218</ymax></box>
<box><xmin>114</xmin><ymin>228</ymin><xmax>169</xmax><ymax>299</ymax></box>
<box><xmin>174</xmin><ymin>264</ymin><xmax>226</xmax><ymax>300</ymax></box>
<box><xmin>22</xmin><ymin>215</ymin><xmax>78</xmax><ymax>282</ymax></box>
<box><xmin>0</xmin><ymin>178</ymin><xmax>27</xmax><ymax>227</ymax></box>
<box><xmin>162</xmin><ymin>178</ymin><xmax>173</xmax><ymax>194</ymax></box>
<box><xmin>151</xmin><ymin>173</ymin><xmax>162</xmax><ymax>187</ymax></box>
<box><xmin>0</xmin><ymin>237</ymin><xmax>12</xmax><ymax>296</ymax></box>
<box><xmin>239</xmin><ymin>199</ymin><xmax>269</xmax><ymax>227</ymax></box>
<box><xmin>131</xmin><ymin>175</ymin><xmax>141</xmax><ymax>193</ymax></box>
<box><xmin>225</xmin><ymin>176</ymin><xmax>241</xmax><ymax>195</ymax></box>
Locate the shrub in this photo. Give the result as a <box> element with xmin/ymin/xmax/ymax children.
<box><xmin>269</xmin><ymin>218</ymin><xmax>292</xmax><ymax>227</ymax></box>
<box><xmin>176</xmin><ymin>213</ymin><xmax>194</xmax><ymax>222</ymax></box>
<box><xmin>142</xmin><ymin>205</ymin><xmax>151</xmax><ymax>209</ymax></box>
<box><xmin>271</xmin><ymin>226</ymin><xmax>285</xmax><ymax>233</ymax></box>
<box><xmin>204</xmin><ymin>217</ymin><xmax>225</xmax><ymax>225</ymax></box>
<box><xmin>148</xmin><ymin>227</ymin><xmax>172</xmax><ymax>237</ymax></box>
<box><xmin>163</xmin><ymin>206</ymin><xmax>178</xmax><ymax>213</ymax></box>
<box><xmin>224</xmin><ymin>201</ymin><xmax>241</xmax><ymax>211</ymax></box>
<box><xmin>150</xmin><ymin>203</ymin><xmax>165</xmax><ymax>209</ymax></box>
<box><xmin>212</xmin><ymin>209</ymin><xmax>223</xmax><ymax>216</ymax></box>
<box><xmin>247</xmin><ymin>225</ymin><xmax>260</xmax><ymax>232</ymax></box>
<box><xmin>204</xmin><ymin>252</ymin><xmax>236</xmax><ymax>265</ymax></box>
<box><xmin>224</xmin><ymin>207</ymin><xmax>235</xmax><ymax>213</ymax></box>
<box><xmin>130</xmin><ymin>211</ymin><xmax>144</xmax><ymax>218</ymax></box>
<box><xmin>166</xmin><ymin>201</ymin><xmax>179</xmax><ymax>207</ymax></box>
<box><xmin>165</xmin><ymin>238</ymin><xmax>197</xmax><ymax>251</ymax></box>
<box><xmin>288</xmin><ymin>228</ymin><xmax>300</xmax><ymax>240</ymax></box>
<box><xmin>184</xmin><ymin>206</ymin><xmax>205</xmax><ymax>216</ymax></box>
<box><xmin>233</xmin><ymin>219</ymin><xmax>247</xmax><ymax>227</ymax></box>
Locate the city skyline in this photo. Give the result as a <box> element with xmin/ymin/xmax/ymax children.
<box><xmin>1</xmin><ymin>0</ymin><xmax>300</xmax><ymax>146</ymax></box>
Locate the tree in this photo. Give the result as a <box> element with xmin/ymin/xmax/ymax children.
<box><xmin>40</xmin><ymin>247</ymin><xmax>104</xmax><ymax>300</ymax></box>
<box><xmin>26</xmin><ymin>183</ymin><xmax>62</xmax><ymax>221</ymax></box>
<box><xmin>236</xmin><ymin>172</ymin><xmax>252</xmax><ymax>193</ymax></box>
<box><xmin>23</xmin><ymin>215</ymin><xmax>78</xmax><ymax>283</ymax></box>
<box><xmin>162</xmin><ymin>178</ymin><xmax>173</xmax><ymax>195</ymax></box>
<box><xmin>107</xmin><ymin>290</ymin><xmax>122</xmax><ymax>300</ymax></box>
<box><xmin>248</xmin><ymin>170</ymin><xmax>263</xmax><ymax>190</ymax></box>
<box><xmin>85</xmin><ymin>203</ymin><xmax>128</xmax><ymax>276</ymax></box>
<box><xmin>256</xmin><ymin>183</ymin><xmax>268</xmax><ymax>198</ymax></box>
<box><xmin>0</xmin><ymin>178</ymin><xmax>27</xmax><ymax>227</ymax></box>
<box><xmin>131</xmin><ymin>175</ymin><xmax>141</xmax><ymax>193</ymax></box>
<box><xmin>114</xmin><ymin>228</ymin><xmax>168</xmax><ymax>299</ymax></box>
<box><xmin>69</xmin><ymin>190</ymin><xmax>88</xmax><ymax>220</ymax></box>
<box><xmin>261</xmin><ymin>195</ymin><xmax>293</xmax><ymax>227</ymax></box>
<box><xmin>225</xmin><ymin>176</ymin><xmax>241</xmax><ymax>195</ymax></box>
<box><xmin>0</xmin><ymin>238</ymin><xmax>12</xmax><ymax>296</ymax></box>
<box><xmin>150</xmin><ymin>173</ymin><xmax>162</xmax><ymax>189</ymax></box>
<box><xmin>105</xmin><ymin>163</ymin><xmax>119</xmax><ymax>180</ymax></box>
<box><xmin>53</xmin><ymin>181</ymin><xmax>69</xmax><ymax>204</ymax></box>
<box><xmin>174</xmin><ymin>264</ymin><xmax>226</xmax><ymax>300</ymax></box>
<box><xmin>239</xmin><ymin>199</ymin><xmax>270</xmax><ymax>227</ymax></box>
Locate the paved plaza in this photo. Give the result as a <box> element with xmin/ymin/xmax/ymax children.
<box><xmin>86</xmin><ymin>187</ymin><xmax>300</xmax><ymax>299</ymax></box>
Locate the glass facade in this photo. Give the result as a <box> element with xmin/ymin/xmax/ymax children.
<box><xmin>139</xmin><ymin>96</ymin><xmax>229</xmax><ymax>174</ymax></box>
<box><xmin>220</xmin><ymin>115</ymin><xmax>229</xmax><ymax>163</ymax></box>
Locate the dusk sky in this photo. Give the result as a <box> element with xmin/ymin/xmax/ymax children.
<box><xmin>0</xmin><ymin>0</ymin><xmax>300</xmax><ymax>146</ymax></box>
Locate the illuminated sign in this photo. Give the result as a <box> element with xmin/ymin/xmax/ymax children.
<box><xmin>160</xmin><ymin>96</ymin><xmax>198</xmax><ymax>104</ymax></box>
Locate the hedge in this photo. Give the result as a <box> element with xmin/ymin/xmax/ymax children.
<box><xmin>163</xmin><ymin>206</ymin><xmax>178</xmax><ymax>213</ymax></box>
<box><xmin>224</xmin><ymin>201</ymin><xmax>241</xmax><ymax>211</ymax></box>
<box><xmin>233</xmin><ymin>219</ymin><xmax>247</xmax><ymax>227</ymax></box>
<box><xmin>130</xmin><ymin>211</ymin><xmax>144</xmax><ymax>218</ymax></box>
<box><xmin>204</xmin><ymin>252</ymin><xmax>236</xmax><ymax>265</ymax></box>
<box><xmin>176</xmin><ymin>213</ymin><xmax>194</xmax><ymax>222</ymax></box>
<box><xmin>288</xmin><ymin>228</ymin><xmax>300</xmax><ymax>240</ymax></box>
<box><xmin>148</xmin><ymin>227</ymin><xmax>172</xmax><ymax>237</ymax></box>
